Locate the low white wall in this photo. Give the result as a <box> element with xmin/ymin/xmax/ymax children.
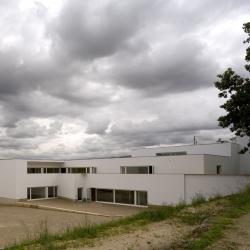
<box><xmin>85</xmin><ymin>174</ymin><xmax>185</xmax><ymax>205</ymax></box>
<box><xmin>185</xmin><ymin>175</ymin><xmax>250</xmax><ymax>203</ymax></box>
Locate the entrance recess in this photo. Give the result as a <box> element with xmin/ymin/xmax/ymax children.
<box><xmin>77</xmin><ymin>187</ymin><xmax>83</xmax><ymax>200</ymax></box>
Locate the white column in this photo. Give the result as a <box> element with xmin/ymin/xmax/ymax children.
<box><xmin>113</xmin><ymin>189</ymin><xmax>115</xmax><ymax>203</ymax></box>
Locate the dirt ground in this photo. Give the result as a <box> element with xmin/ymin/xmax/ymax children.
<box><xmin>0</xmin><ymin>201</ymin><xmax>144</xmax><ymax>248</ymax></box>
<box><xmin>210</xmin><ymin>213</ymin><xmax>250</xmax><ymax>250</ymax></box>
<box><xmin>66</xmin><ymin>219</ymin><xmax>194</xmax><ymax>250</ymax></box>
<box><xmin>0</xmin><ymin>205</ymin><xmax>111</xmax><ymax>248</ymax></box>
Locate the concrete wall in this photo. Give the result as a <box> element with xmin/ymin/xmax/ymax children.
<box><xmin>0</xmin><ymin>160</ymin><xmax>17</xmax><ymax>199</ymax></box>
<box><xmin>57</xmin><ymin>174</ymin><xmax>84</xmax><ymax>200</ymax></box>
<box><xmin>204</xmin><ymin>155</ymin><xmax>239</xmax><ymax>175</ymax></box>
<box><xmin>132</xmin><ymin>142</ymin><xmax>233</xmax><ymax>157</ymax></box>
<box><xmin>65</xmin><ymin>155</ymin><xmax>205</xmax><ymax>175</ymax></box>
<box><xmin>184</xmin><ymin>175</ymin><xmax>250</xmax><ymax>203</ymax></box>
<box><xmin>85</xmin><ymin>174</ymin><xmax>185</xmax><ymax>205</ymax></box>
<box><xmin>237</xmin><ymin>136</ymin><xmax>250</xmax><ymax>174</ymax></box>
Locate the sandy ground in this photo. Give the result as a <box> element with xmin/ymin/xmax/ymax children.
<box><xmin>28</xmin><ymin>199</ymin><xmax>145</xmax><ymax>217</ymax></box>
<box><xmin>0</xmin><ymin>201</ymin><xmax>143</xmax><ymax>248</ymax></box>
<box><xmin>66</xmin><ymin>219</ymin><xmax>195</xmax><ymax>250</ymax></box>
<box><xmin>210</xmin><ymin>213</ymin><xmax>250</xmax><ymax>250</ymax></box>
<box><xmin>0</xmin><ymin>205</ymin><xmax>111</xmax><ymax>248</ymax></box>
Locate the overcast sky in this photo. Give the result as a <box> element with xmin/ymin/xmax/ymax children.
<box><xmin>0</xmin><ymin>0</ymin><xmax>249</xmax><ymax>159</ymax></box>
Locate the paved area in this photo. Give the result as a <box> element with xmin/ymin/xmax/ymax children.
<box><xmin>27</xmin><ymin>198</ymin><xmax>145</xmax><ymax>217</ymax></box>
<box><xmin>0</xmin><ymin>205</ymin><xmax>110</xmax><ymax>248</ymax></box>
<box><xmin>0</xmin><ymin>200</ymin><xmax>144</xmax><ymax>248</ymax></box>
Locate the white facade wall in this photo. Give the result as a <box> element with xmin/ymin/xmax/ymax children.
<box><xmin>204</xmin><ymin>155</ymin><xmax>239</xmax><ymax>175</ymax></box>
<box><xmin>85</xmin><ymin>174</ymin><xmax>185</xmax><ymax>205</ymax></box>
<box><xmin>236</xmin><ymin>136</ymin><xmax>250</xmax><ymax>174</ymax></box>
<box><xmin>132</xmin><ymin>142</ymin><xmax>232</xmax><ymax>157</ymax></box>
<box><xmin>65</xmin><ymin>155</ymin><xmax>205</xmax><ymax>175</ymax></box>
<box><xmin>184</xmin><ymin>175</ymin><xmax>250</xmax><ymax>203</ymax></box>
<box><xmin>0</xmin><ymin>160</ymin><xmax>18</xmax><ymax>199</ymax></box>
<box><xmin>57</xmin><ymin>174</ymin><xmax>85</xmax><ymax>200</ymax></box>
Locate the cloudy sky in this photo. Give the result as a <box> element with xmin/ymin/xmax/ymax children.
<box><xmin>0</xmin><ymin>0</ymin><xmax>249</xmax><ymax>159</ymax></box>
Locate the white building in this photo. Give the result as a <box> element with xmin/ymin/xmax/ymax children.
<box><xmin>0</xmin><ymin>138</ymin><xmax>250</xmax><ymax>206</ymax></box>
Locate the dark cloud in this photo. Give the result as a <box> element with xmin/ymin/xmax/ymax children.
<box><xmin>0</xmin><ymin>0</ymin><xmax>248</xmax><ymax>158</ymax></box>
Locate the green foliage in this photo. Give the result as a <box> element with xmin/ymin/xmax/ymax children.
<box><xmin>215</xmin><ymin>22</ymin><xmax>250</xmax><ymax>153</ymax></box>
<box><xmin>191</xmin><ymin>194</ymin><xmax>206</xmax><ymax>206</ymax></box>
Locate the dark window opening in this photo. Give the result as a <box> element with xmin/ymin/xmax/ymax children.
<box><xmin>156</xmin><ymin>151</ymin><xmax>187</xmax><ymax>156</ymax></box>
<box><xmin>217</xmin><ymin>165</ymin><xmax>222</xmax><ymax>174</ymax></box>
<box><xmin>115</xmin><ymin>190</ymin><xmax>134</xmax><ymax>204</ymax></box>
<box><xmin>136</xmin><ymin>191</ymin><xmax>148</xmax><ymax>206</ymax></box>
<box><xmin>61</xmin><ymin>168</ymin><xmax>66</xmax><ymax>173</ymax></box>
<box><xmin>27</xmin><ymin>168</ymin><xmax>41</xmax><ymax>174</ymax></box>
<box><xmin>46</xmin><ymin>168</ymin><xmax>60</xmax><ymax>173</ymax></box>
<box><xmin>96</xmin><ymin>189</ymin><xmax>113</xmax><ymax>202</ymax></box>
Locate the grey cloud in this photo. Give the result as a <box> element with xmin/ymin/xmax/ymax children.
<box><xmin>107</xmin><ymin>38</ymin><xmax>218</xmax><ymax>95</ymax></box>
<box><xmin>0</xmin><ymin>0</ymin><xmax>248</xmax><ymax>159</ymax></box>
<box><xmin>6</xmin><ymin>119</ymin><xmax>63</xmax><ymax>138</ymax></box>
<box><xmin>49</xmin><ymin>0</ymin><xmax>156</xmax><ymax>61</ymax></box>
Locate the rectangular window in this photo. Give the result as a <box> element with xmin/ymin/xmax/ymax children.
<box><xmin>46</xmin><ymin>168</ymin><xmax>60</xmax><ymax>173</ymax></box>
<box><xmin>216</xmin><ymin>165</ymin><xmax>222</xmax><ymax>174</ymax></box>
<box><xmin>156</xmin><ymin>151</ymin><xmax>187</xmax><ymax>156</ymax></box>
<box><xmin>27</xmin><ymin>168</ymin><xmax>42</xmax><ymax>174</ymax></box>
<box><xmin>120</xmin><ymin>166</ymin><xmax>126</xmax><ymax>174</ymax></box>
<box><xmin>91</xmin><ymin>167</ymin><xmax>97</xmax><ymax>173</ymax></box>
<box><xmin>120</xmin><ymin>166</ymin><xmax>153</xmax><ymax>174</ymax></box>
<box><xmin>71</xmin><ymin>168</ymin><xmax>85</xmax><ymax>174</ymax></box>
<box><xmin>61</xmin><ymin>168</ymin><xmax>66</xmax><ymax>173</ymax></box>
<box><xmin>96</xmin><ymin>189</ymin><xmax>114</xmax><ymax>202</ymax></box>
<box><xmin>30</xmin><ymin>187</ymin><xmax>46</xmax><ymax>199</ymax></box>
<box><xmin>27</xmin><ymin>187</ymin><xmax>31</xmax><ymax>199</ymax></box>
<box><xmin>136</xmin><ymin>191</ymin><xmax>148</xmax><ymax>206</ymax></box>
<box><xmin>48</xmin><ymin>186</ymin><xmax>57</xmax><ymax>198</ymax></box>
<box><xmin>115</xmin><ymin>190</ymin><xmax>134</xmax><ymax>204</ymax></box>
<box><xmin>70</xmin><ymin>167</ymin><xmax>91</xmax><ymax>174</ymax></box>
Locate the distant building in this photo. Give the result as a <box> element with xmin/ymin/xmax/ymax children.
<box><xmin>1</xmin><ymin>137</ymin><xmax>250</xmax><ymax>206</ymax></box>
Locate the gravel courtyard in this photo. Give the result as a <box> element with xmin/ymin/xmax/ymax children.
<box><xmin>0</xmin><ymin>202</ymin><xmax>143</xmax><ymax>248</ymax></box>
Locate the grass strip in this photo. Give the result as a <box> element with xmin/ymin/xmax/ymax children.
<box><xmin>171</xmin><ymin>186</ymin><xmax>250</xmax><ymax>249</ymax></box>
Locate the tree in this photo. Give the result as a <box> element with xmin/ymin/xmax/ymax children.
<box><xmin>215</xmin><ymin>22</ymin><xmax>250</xmax><ymax>153</ymax></box>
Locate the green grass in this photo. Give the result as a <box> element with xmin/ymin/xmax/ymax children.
<box><xmin>7</xmin><ymin>186</ymin><xmax>250</xmax><ymax>250</ymax></box>
<box><xmin>171</xmin><ymin>186</ymin><xmax>250</xmax><ymax>249</ymax></box>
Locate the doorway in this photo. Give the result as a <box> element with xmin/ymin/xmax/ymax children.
<box><xmin>77</xmin><ymin>187</ymin><xmax>83</xmax><ymax>201</ymax></box>
<box><xmin>91</xmin><ymin>188</ymin><xmax>96</xmax><ymax>201</ymax></box>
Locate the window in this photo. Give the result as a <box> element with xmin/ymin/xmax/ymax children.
<box><xmin>61</xmin><ymin>168</ymin><xmax>66</xmax><ymax>173</ymax></box>
<box><xmin>96</xmin><ymin>189</ymin><xmax>114</xmax><ymax>202</ymax></box>
<box><xmin>120</xmin><ymin>166</ymin><xmax>154</xmax><ymax>174</ymax></box>
<box><xmin>46</xmin><ymin>168</ymin><xmax>60</xmax><ymax>173</ymax></box>
<box><xmin>115</xmin><ymin>190</ymin><xmax>134</xmax><ymax>204</ymax></box>
<box><xmin>27</xmin><ymin>188</ymin><xmax>31</xmax><ymax>199</ymax></box>
<box><xmin>121</xmin><ymin>166</ymin><xmax>126</xmax><ymax>174</ymax></box>
<box><xmin>216</xmin><ymin>165</ymin><xmax>222</xmax><ymax>174</ymax></box>
<box><xmin>91</xmin><ymin>167</ymin><xmax>97</xmax><ymax>173</ymax></box>
<box><xmin>27</xmin><ymin>168</ymin><xmax>41</xmax><ymax>174</ymax></box>
<box><xmin>70</xmin><ymin>167</ymin><xmax>91</xmax><ymax>174</ymax></box>
<box><xmin>136</xmin><ymin>191</ymin><xmax>147</xmax><ymax>206</ymax></box>
<box><xmin>30</xmin><ymin>187</ymin><xmax>46</xmax><ymax>199</ymax></box>
<box><xmin>156</xmin><ymin>151</ymin><xmax>187</xmax><ymax>156</ymax></box>
<box><xmin>48</xmin><ymin>186</ymin><xmax>57</xmax><ymax>198</ymax></box>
